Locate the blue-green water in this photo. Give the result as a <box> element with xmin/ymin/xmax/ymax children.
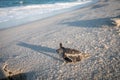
<box><xmin>0</xmin><ymin>0</ymin><xmax>77</xmax><ymax>8</ymax></box>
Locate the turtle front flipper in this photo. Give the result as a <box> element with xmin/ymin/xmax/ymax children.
<box><xmin>64</xmin><ymin>57</ymin><xmax>72</xmax><ymax>63</ymax></box>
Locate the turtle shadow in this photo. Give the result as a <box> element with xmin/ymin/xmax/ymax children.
<box><xmin>17</xmin><ymin>42</ymin><xmax>62</xmax><ymax>62</ymax></box>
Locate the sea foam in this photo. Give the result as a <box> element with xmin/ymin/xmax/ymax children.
<box><xmin>0</xmin><ymin>0</ymin><xmax>96</xmax><ymax>29</ymax></box>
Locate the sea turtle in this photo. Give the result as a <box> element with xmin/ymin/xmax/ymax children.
<box><xmin>56</xmin><ymin>43</ymin><xmax>89</xmax><ymax>63</ymax></box>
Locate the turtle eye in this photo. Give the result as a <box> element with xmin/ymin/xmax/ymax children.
<box><xmin>56</xmin><ymin>48</ymin><xmax>63</xmax><ymax>54</ymax></box>
<box><xmin>56</xmin><ymin>49</ymin><xmax>59</xmax><ymax>53</ymax></box>
<box><xmin>56</xmin><ymin>49</ymin><xmax>61</xmax><ymax>53</ymax></box>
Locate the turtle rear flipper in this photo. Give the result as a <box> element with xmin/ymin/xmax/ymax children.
<box><xmin>65</xmin><ymin>56</ymin><xmax>81</xmax><ymax>63</ymax></box>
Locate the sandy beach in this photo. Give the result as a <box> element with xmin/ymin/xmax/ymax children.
<box><xmin>0</xmin><ymin>0</ymin><xmax>120</xmax><ymax>80</ymax></box>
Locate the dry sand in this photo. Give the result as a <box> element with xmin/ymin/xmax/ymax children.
<box><xmin>0</xmin><ymin>0</ymin><xmax>120</xmax><ymax>80</ymax></box>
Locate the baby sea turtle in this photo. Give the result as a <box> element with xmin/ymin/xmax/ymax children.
<box><xmin>56</xmin><ymin>43</ymin><xmax>89</xmax><ymax>63</ymax></box>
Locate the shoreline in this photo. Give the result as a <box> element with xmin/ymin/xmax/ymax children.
<box><xmin>0</xmin><ymin>0</ymin><xmax>98</xmax><ymax>30</ymax></box>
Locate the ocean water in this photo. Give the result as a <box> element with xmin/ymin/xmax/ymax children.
<box><xmin>0</xmin><ymin>0</ymin><xmax>97</xmax><ymax>29</ymax></box>
<box><xmin>0</xmin><ymin>0</ymin><xmax>79</xmax><ymax>8</ymax></box>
